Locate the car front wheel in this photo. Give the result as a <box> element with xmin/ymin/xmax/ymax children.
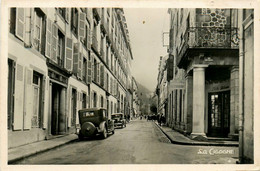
<box><xmin>102</xmin><ymin>128</ymin><xmax>107</xmax><ymax>139</ymax></box>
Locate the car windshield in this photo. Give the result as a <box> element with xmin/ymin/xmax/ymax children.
<box><xmin>112</xmin><ymin>114</ymin><xmax>123</xmax><ymax>119</ymax></box>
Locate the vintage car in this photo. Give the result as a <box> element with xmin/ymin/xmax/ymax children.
<box><xmin>78</xmin><ymin>108</ymin><xmax>115</xmax><ymax>140</ymax></box>
<box><xmin>111</xmin><ymin>113</ymin><xmax>126</xmax><ymax>128</ymax></box>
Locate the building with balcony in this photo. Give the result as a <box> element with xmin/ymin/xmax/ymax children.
<box><xmin>167</xmin><ymin>8</ymin><xmax>240</xmax><ymax>139</ymax></box>
<box><xmin>7</xmin><ymin>7</ymin><xmax>134</xmax><ymax>148</ymax></box>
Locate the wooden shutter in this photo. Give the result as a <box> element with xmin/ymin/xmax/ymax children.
<box><xmin>15</xmin><ymin>8</ymin><xmax>25</xmax><ymax>41</ymax></box>
<box><xmin>45</xmin><ymin>18</ymin><xmax>52</xmax><ymax>58</ymax></box>
<box><xmin>13</xmin><ymin>64</ymin><xmax>24</xmax><ymax>130</ymax></box>
<box><xmin>97</xmin><ymin>63</ymin><xmax>100</xmax><ymax>84</ymax></box>
<box><xmin>87</xmin><ymin>29</ymin><xmax>92</xmax><ymax>50</ymax></box>
<box><xmin>51</xmin><ymin>23</ymin><xmax>58</xmax><ymax>62</ymax></box>
<box><xmin>78</xmin><ymin>12</ymin><xmax>86</xmax><ymax>39</ymax></box>
<box><xmin>87</xmin><ymin>55</ymin><xmax>92</xmax><ymax>84</ymax></box>
<box><xmin>43</xmin><ymin>76</ymin><xmax>49</xmax><ymax>129</ymax></box>
<box><xmin>65</xmin><ymin>37</ymin><xmax>73</xmax><ymax>71</ymax></box>
<box><xmin>24</xmin><ymin>8</ymin><xmax>31</xmax><ymax>47</ymax></box>
<box><xmin>24</xmin><ymin>68</ymin><xmax>33</xmax><ymax>129</ymax></box>
<box><xmin>78</xmin><ymin>52</ymin><xmax>82</xmax><ymax>79</ymax></box>
<box><xmin>73</xmin><ymin>43</ymin><xmax>79</xmax><ymax>75</ymax></box>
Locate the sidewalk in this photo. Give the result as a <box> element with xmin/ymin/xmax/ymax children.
<box><xmin>8</xmin><ymin>134</ymin><xmax>78</xmax><ymax>164</ymax></box>
<box><xmin>155</xmin><ymin>123</ymin><xmax>239</xmax><ymax>147</ymax></box>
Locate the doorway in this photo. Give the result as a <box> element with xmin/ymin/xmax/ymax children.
<box><xmin>51</xmin><ymin>83</ymin><xmax>66</xmax><ymax>135</ymax></box>
<box><xmin>208</xmin><ymin>90</ymin><xmax>230</xmax><ymax>137</ymax></box>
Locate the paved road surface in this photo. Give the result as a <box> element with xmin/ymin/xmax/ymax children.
<box><xmin>15</xmin><ymin>120</ymin><xmax>238</xmax><ymax>164</ymax></box>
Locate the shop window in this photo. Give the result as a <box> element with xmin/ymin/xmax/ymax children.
<box><xmin>93</xmin><ymin>92</ymin><xmax>97</xmax><ymax>107</ymax></box>
<box><xmin>82</xmin><ymin>93</ymin><xmax>87</xmax><ymax>108</ymax></box>
<box><xmin>8</xmin><ymin>59</ymin><xmax>15</xmax><ymax>130</ymax></box>
<box><xmin>71</xmin><ymin>8</ymin><xmax>78</xmax><ymax>36</ymax></box>
<box><xmin>100</xmin><ymin>96</ymin><xmax>104</xmax><ymax>107</ymax></box>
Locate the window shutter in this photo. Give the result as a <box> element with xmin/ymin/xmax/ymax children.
<box><xmin>43</xmin><ymin>76</ymin><xmax>49</xmax><ymax>129</ymax></box>
<box><xmin>104</xmin><ymin>71</ymin><xmax>107</xmax><ymax>90</ymax></box>
<box><xmin>65</xmin><ymin>8</ymin><xmax>70</xmax><ymax>23</ymax></box>
<box><xmin>13</xmin><ymin>64</ymin><xmax>24</xmax><ymax>130</ymax></box>
<box><xmin>110</xmin><ymin>77</ymin><xmax>112</xmax><ymax>94</ymax></box>
<box><xmin>87</xmin><ymin>29</ymin><xmax>92</xmax><ymax>50</ymax></box>
<box><xmin>24</xmin><ymin>8</ymin><xmax>31</xmax><ymax>47</ymax></box>
<box><xmin>65</xmin><ymin>37</ymin><xmax>73</xmax><ymax>71</ymax></box>
<box><xmin>51</xmin><ymin>23</ymin><xmax>58</xmax><ymax>62</ymax></box>
<box><xmin>24</xmin><ymin>67</ymin><xmax>33</xmax><ymax>129</ymax></box>
<box><xmin>87</xmin><ymin>55</ymin><xmax>92</xmax><ymax>84</ymax></box>
<box><xmin>78</xmin><ymin>52</ymin><xmax>82</xmax><ymax>79</ymax></box>
<box><xmin>45</xmin><ymin>18</ymin><xmax>52</xmax><ymax>58</ymax></box>
<box><xmin>15</xmin><ymin>8</ymin><xmax>25</xmax><ymax>41</ymax></box>
<box><xmin>78</xmin><ymin>12</ymin><xmax>86</xmax><ymax>39</ymax></box>
<box><xmin>73</xmin><ymin>43</ymin><xmax>79</xmax><ymax>75</ymax></box>
<box><xmin>97</xmin><ymin>63</ymin><xmax>100</xmax><ymax>84</ymax></box>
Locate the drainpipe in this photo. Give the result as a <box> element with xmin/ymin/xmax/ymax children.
<box><xmin>238</xmin><ymin>9</ymin><xmax>245</xmax><ymax>164</ymax></box>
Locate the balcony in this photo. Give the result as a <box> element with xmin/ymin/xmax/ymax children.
<box><xmin>177</xmin><ymin>27</ymin><xmax>239</xmax><ymax>67</ymax></box>
<box><xmin>92</xmin><ymin>34</ymin><xmax>99</xmax><ymax>53</ymax></box>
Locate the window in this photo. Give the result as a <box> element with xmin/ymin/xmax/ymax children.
<box><xmin>107</xmin><ymin>74</ymin><xmax>109</xmax><ymax>91</ymax></box>
<box><xmin>33</xmin><ymin>9</ymin><xmax>46</xmax><ymax>54</ymax></box>
<box><xmin>111</xmin><ymin>53</ymin><xmax>113</xmax><ymax>70</ymax></box>
<box><xmin>71</xmin><ymin>8</ymin><xmax>78</xmax><ymax>36</ymax></box>
<box><xmin>9</xmin><ymin>8</ymin><xmax>16</xmax><ymax>34</ymax></box>
<box><xmin>31</xmin><ymin>71</ymin><xmax>42</xmax><ymax>128</ymax></box>
<box><xmin>83</xmin><ymin>57</ymin><xmax>87</xmax><ymax>82</ymax></box>
<box><xmin>94</xmin><ymin>59</ymin><xmax>97</xmax><ymax>82</ymax></box>
<box><xmin>8</xmin><ymin>59</ymin><xmax>15</xmax><ymax>130</ymax></box>
<box><xmin>100</xmin><ymin>96</ymin><xmax>104</xmax><ymax>107</ymax></box>
<box><xmin>82</xmin><ymin>93</ymin><xmax>87</xmax><ymax>108</ymax></box>
<box><xmin>58</xmin><ymin>8</ymin><xmax>66</xmax><ymax>19</ymax></box>
<box><xmin>93</xmin><ymin>92</ymin><xmax>97</xmax><ymax>107</ymax></box>
<box><xmin>83</xmin><ymin>25</ymin><xmax>89</xmax><ymax>48</ymax></box>
<box><xmin>57</xmin><ymin>30</ymin><xmax>65</xmax><ymax>67</ymax></box>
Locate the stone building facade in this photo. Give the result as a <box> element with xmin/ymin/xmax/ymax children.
<box><xmin>7</xmin><ymin>7</ymin><xmax>135</xmax><ymax>148</ymax></box>
<box><xmin>238</xmin><ymin>9</ymin><xmax>254</xmax><ymax>164</ymax></box>
<box><xmin>167</xmin><ymin>8</ymin><xmax>240</xmax><ymax>139</ymax></box>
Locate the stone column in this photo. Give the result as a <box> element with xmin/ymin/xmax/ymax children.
<box><xmin>59</xmin><ymin>88</ymin><xmax>66</xmax><ymax>134</ymax></box>
<box><xmin>184</xmin><ymin>74</ymin><xmax>193</xmax><ymax>134</ymax></box>
<box><xmin>229</xmin><ymin>66</ymin><xmax>239</xmax><ymax>139</ymax></box>
<box><xmin>191</xmin><ymin>65</ymin><xmax>208</xmax><ymax>139</ymax></box>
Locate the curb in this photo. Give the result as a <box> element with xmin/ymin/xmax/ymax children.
<box><xmin>154</xmin><ymin>122</ymin><xmax>239</xmax><ymax>147</ymax></box>
<box><xmin>8</xmin><ymin>138</ymin><xmax>78</xmax><ymax>164</ymax></box>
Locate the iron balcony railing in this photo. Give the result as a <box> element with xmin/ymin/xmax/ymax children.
<box><xmin>177</xmin><ymin>26</ymin><xmax>239</xmax><ymax>65</ymax></box>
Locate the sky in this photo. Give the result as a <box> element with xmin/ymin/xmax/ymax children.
<box><xmin>124</xmin><ymin>8</ymin><xmax>169</xmax><ymax>92</ymax></box>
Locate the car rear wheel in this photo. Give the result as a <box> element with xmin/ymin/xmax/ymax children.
<box><xmin>102</xmin><ymin>128</ymin><xmax>107</xmax><ymax>139</ymax></box>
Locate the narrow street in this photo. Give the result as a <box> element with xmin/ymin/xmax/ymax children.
<box><xmin>15</xmin><ymin>120</ymin><xmax>238</xmax><ymax>164</ymax></box>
